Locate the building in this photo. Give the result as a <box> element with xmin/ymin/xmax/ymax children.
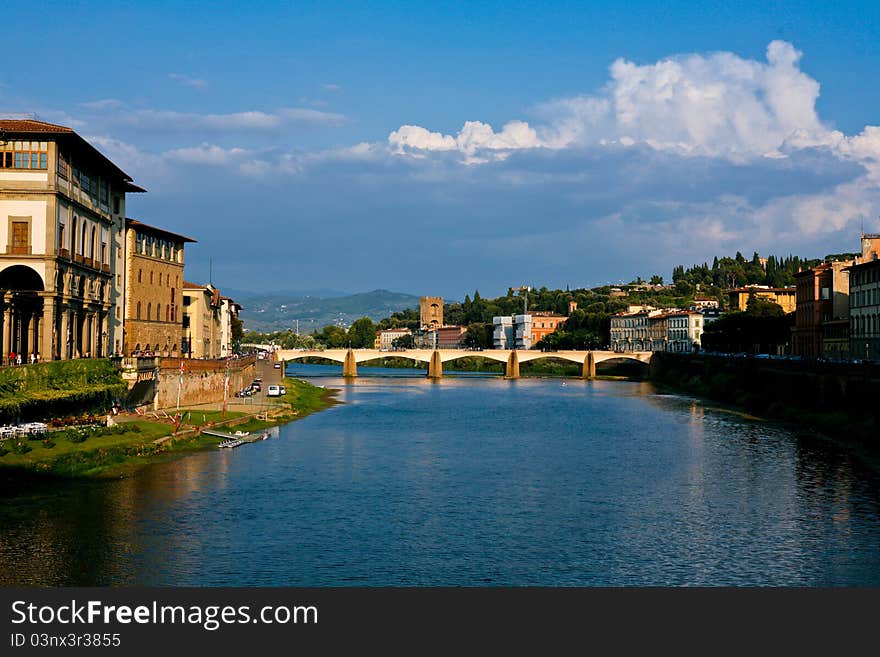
<box><xmin>433</xmin><ymin>326</ymin><xmax>465</xmax><ymax>349</ymax></box>
<box><xmin>847</xmin><ymin>257</ymin><xmax>880</xmax><ymax>361</ymax></box>
<box><xmin>728</xmin><ymin>286</ymin><xmax>797</xmax><ymax>313</ymax></box>
<box><xmin>419</xmin><ymin>296</ymin><xmax>443</xmax><ymax>331</ymax></box>
<box><xmin>123</xmin><ymin>219</ymin><xmax>195</xmax><ymax>356</ymax></box>
<box><xmin>793</xmin><ymin>262</ymin><xmax>849</xmax><ymax>358</ymax></box>
<box><xmin>0</xmin><ymin>119</ymin><xmax>143</xmax><ymax>361</ymax></box>
<box><xmin>664</xmin><ymin>311</ymin><xmax>704</xmax><ymax>352</ymax></box>
<box><xmin>692</xmin><ymin>297</ymin><xmax>719</xmax><ymax>310</ymax></box>
<box><xmin>182</xmin><ymin>281</ymin><xmax>222</xmax><ymax>358</ymax></box>
<box><xmin>610</xmin><ymin>310</ymin><xmax>653</xmax><ymax>351</ymax></box>
<box><xmin>377</xmin><ymin>327</ymin><xmax>411</xmax><ymax>350</ymax></box>
<box><xmin>529</xmin><ymin>312</ymin><xmax>567</xmax><ymax>345</ymax></box>
<box><xmin>492</xmin><ymin>312</ymin><xmax>566</xmax><ymax>349</ymax></box>
<box><xmin>219</xmin><ymin>296</ymin><xmax>242</xmax><ymax>357</ymax></box>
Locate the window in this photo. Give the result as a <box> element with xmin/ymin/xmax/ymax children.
<box><xmin>150</xmin><ymin>272</ymin><xmax>154</xmax><ymax>285</ymax></box>
<box><xmin>136</xmin><ymin>302</ymin><xmax>141</xmax><ymax>320</ymax></box>
<box><xmin>58</xmin><ymin>152</ymin><xmax>69</xmax><ymax>179</ymax></box>
<box><xmin>147</xmin><ymin>303</ymin><xmax>151</xmax><ymax>320</ymax></box>
<box><xmin>100</xmin><ymin>180</ymin><xmax>109</xmax><ymax>205</ymax></box>
<box><xmin>113</xmin><ymin>196</ymin><xmax>120</xmax><ymax>215</ymax></box>
<box><xmin>10</xmin><ymin>221</ymin><xmax>29</xmax><ymax>254</ymax></box>
<box><xmin>138</xmin><ymin>269</ymin><xmax>142</xmax><ymax>283</ymax></box>
<box><xmin>59</xmin><ymin>223</ymin><xmax>66</xmax><ymax>252</ymax></box>
<box><xmin>0</xmin><ymin>141</ymin><xmax>48</xmax><ymax>169</ymax></box>
<box><xmin>157</xmin><ymin>304</ymin><xmax>161</xmax><ymax>321</ymax></box>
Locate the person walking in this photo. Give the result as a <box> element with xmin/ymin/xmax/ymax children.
<box><xmin>16</xmin><ymin>353</ymin><xmax>22</xmax><ymax>366</ymax></box>
<box><xmin>9</xmin><ymin>351</ymin><xmax>15</xmax><ymax>366</ymax></box>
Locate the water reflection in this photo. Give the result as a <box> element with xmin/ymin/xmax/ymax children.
<box><xmin>1</xmin><ymin>368</ymin><xmax>879</xmax><ymax>586</ymax></box>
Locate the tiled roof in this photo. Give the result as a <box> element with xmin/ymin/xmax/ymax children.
<box><xmin>0</xmin><ymin>119</ymin><xmax>74</xmax><ymax>133</ymax></box>
<box><xmin>126</xmin><ymin>218</ymin><xmax>196</xmax><ymax>243</ymax></box>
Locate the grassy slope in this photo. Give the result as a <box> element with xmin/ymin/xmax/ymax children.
<box><xmin>0</xmin><ymin>377</ymin><xmax>337</xmax><ymax>484</ymax></box>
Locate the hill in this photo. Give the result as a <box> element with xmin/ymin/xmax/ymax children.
<box><xmin>237</xmin><ymin>289</ymin><xmax>420</xmax><ymax>333</ymax></box>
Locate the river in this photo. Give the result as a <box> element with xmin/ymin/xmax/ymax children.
<box><xmin>2</xmin><ymin>363</ymin><xmax>880</xmax><ymax>586</ymax></box>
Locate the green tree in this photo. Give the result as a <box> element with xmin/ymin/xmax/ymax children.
<box><xmin>347</xmin><ymin>317</ymin><xmax>377</xmax><ymax>348</ymax></box>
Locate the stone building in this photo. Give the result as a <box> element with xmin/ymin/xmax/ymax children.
<box><xmin>793</xmin><ymin>262</ymin><xmax>849</xmax><ymax>359</ymax></box>
<box><xmin>182</xmin><ymin>281</ymin><xmax>222</xmax><ymax>358</ymax></box>
<box><xmin>728</xmin><ymin>286</ymin><xmax>797</xmax><ymax>313</ymax></box>
<box><xmin>123</xmin><ymin>219</ymin><xmax>195</xmax><ymax>356</ymax></box>
<box><xmin>219</xmin><ymin>296</ymin><xmax>242</xmax><ymax>357</ymax></box>
<box><xmin>419</xmin><ymin>296</ymin><xmax>443</xmax><ymax>330</ymax></box>
<box><xmin>0</xmin><ymin>119</ymin><xmax>143</xmax><ymax>361</ymax></box>
<box><xmin>847</xmin><ymin>257</ymin><xmax>880</xmax><ymax>361</ymax></box>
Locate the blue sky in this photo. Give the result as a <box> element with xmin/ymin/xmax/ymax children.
<box><xmin>4</xmin><ymin>1</ymin><xmax>880</xmax><ymax>298</ymax></box>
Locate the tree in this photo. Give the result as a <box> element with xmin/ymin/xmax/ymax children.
<box><xmin>650</xmin><ymin>275</ymin><xmax>663</xmax><ymax>285</ymax></box>
<box><xmin>392</xmin><ymin>334</ymin><xmax>414</xmax><ymax>349</ymax></box>
<box><xmin>347</xmin><ymin>317</ymin><xmax>376</xmax><ymax>348</ymax></box>
<box><xmin>230</xmin><ymin>314</ymin><xmax>245</xmax><ymax>353</ymax></box>
<box><xmin>314</xmin><ymin>324</ymin><xmax>348</xmax><ymax>348</ymax></box>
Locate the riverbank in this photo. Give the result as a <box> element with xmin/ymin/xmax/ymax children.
<box><xmin>649</xmin><ymin>352</ymin><xmax>880</xmax><ymax>444</ymax></box>
<box><xmin>0</xmin><ymin>377</ymin><xmax>338</xmax><ymax>489</ymax></box>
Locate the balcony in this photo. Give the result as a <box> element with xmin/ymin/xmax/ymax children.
<box><xmin>59</xmin><ymin>248</ymin><xmax>70</xmax><ymax>259</ymax></box>
<box><xmin>74</xmin><ymin>254</ymin><xmax>84</xmax><ymax>264</ymax></box>
<box><xmin>101</xmin><ymin>264</ymin><xmax>111</xmax><ymax>274</ymax></box>
<box><xmin>83</xmin><ymin>257</ymin><xmax>93</xmax><ymax>269</ymax></box>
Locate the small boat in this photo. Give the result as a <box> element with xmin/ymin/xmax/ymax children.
<box><xmin>218</xmin><ymin>439</ymin><xmax>244</xmax><ymax>449</ymax></box>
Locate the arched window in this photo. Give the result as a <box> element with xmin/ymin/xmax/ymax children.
<box><xmin>147</xmin><ymin>302</ymin><xmax>151</xmax><ymax>320</ymax></box>
<box><xmin>166</xmin><ymin>305</ymin><xmax>170</xmax><ymax>322</ymax></box>
<box><xmin>138</xmin><ymin>269</ymin><xmax>142</xmax><ymax>283</ymax></box>
<box><xmin>80</xmin><ymin>222</ymin><xmax>87</xmax><ymax>256</ymax></box>
<box><xmin>157</xmin><ymin>304</ymin><xmax>161</xmax><ymax>321</ymax></box>
<box><xmin>150</xmin><ymin>271</ymin><xmax>154</xmax><ymax>285</ymax></box>
<box><xmin>136</xmin><ymin>302</ymin><xmax>141</xmax><ymax>319</ymax></box>
<box><xmin>90</xmin><ymin>226</ymin><xmax>96</xmax><ymax>259</ymax></box>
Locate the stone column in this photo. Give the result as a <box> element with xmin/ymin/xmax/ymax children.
<box><xmin>582</xmin><ymin>352</ymin><xmax>596</xmax><ymax>379</ymax></box>
<box><xmin>1</xmin><ymin>302</ymin><xmax>10</xmax><ymax>364</ymax></box>
<box><xmin>41</xmin><ymin>299</ymin><xmax>54</xmax><ymax>361</ymax></box>
<box><xmin>31</xmin><ymin>311</ymin><xmax>39</xmax><ymax>361</ymax></box>
<box><xmin>505</xmin><ymin>350</ymin><xmax>520</xmax><ymax>379</ymax></box>
<box><xmin>59</xmin><ymin>306</ymin><xmax>68</xmax><ymax>360</ymax></box>
<box><xmin>428</xmin><ymin>350</ymin><xmax>443</xmax><ymax>379</ymax></box>
<box><xmin>343</xmin><ymin>349</ymin><xmax>358</xmax><ymax>378</ymax></box>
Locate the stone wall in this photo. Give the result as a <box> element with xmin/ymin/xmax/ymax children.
<box><xmin>154</xmin><ymin>356</ymin><xmax>256</xmax><ymax>409</ymax></box>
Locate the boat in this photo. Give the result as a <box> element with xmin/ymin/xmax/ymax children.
<box><xmin>218</xmin><ymin>439</ymin><xmax>244</xmax><ymax>449</ymax></box>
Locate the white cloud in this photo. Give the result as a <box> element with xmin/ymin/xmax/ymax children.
<box><xmin>163</xmin><ymin>143</ymin><xmax>249</xmax><ymax>165</ymax></box>
<box><xmin>79</xmin><ymin>99</ymin><xmax>124</xmax><ymax>110</ymax></box>
<box><xmin>169</xmin><ymin>73</ymin><xmax>209</xmax><ymax>91</ymax></box>
<box><xmin>386</xmin><ymin>40</ymin><xmax>867</xmax><ymax>165</ymax></box>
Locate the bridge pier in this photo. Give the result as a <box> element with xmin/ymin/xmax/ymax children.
<box><xmin>582</xmin><ymin>352</ymin><xmax>596</xmax><ymax>379</ymax></box>
<box><xmin>428</xmin><ymin>350</ymin><xmax>443</xmax><ymax>379</ymax></box>
<box><xmin>343</xmin><ymin>349</ymin><xmax>357</xmax><ymax>378</ymax></box>
<box><xmin>505</xmin><ymin>350</ymin><xmax>520</xmax><ymax>379</ymax></box>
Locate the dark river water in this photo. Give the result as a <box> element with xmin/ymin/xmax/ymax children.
<box><xmin>2</xmin><ymin>363</ymin><xmax>880</xmax><ymax>586</ymax></box>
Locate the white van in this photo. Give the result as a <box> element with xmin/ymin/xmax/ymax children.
<box><xmin>267</xmin><ymin>385</ymin><xmax>281</xmax><ymax>397</ymax></box>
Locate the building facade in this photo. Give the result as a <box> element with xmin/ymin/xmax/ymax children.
<box><xmin>793</xmin><ymin>262</ymin><xmax>850</xmax><ymax>358</ymax></box>
<box><xmin>0</xmin><ymin>119</ymin><xmax>143</xmax><ymax>361</ymax></box>
<box><xmin>610</xmin><ymin>311</ymin><xmax>652</xmax><ymax>351</ymax></box>
<box><xmin>377</xmin><ymin>327</ymin><xmax>411</xmax><ymax>350</ymax></box>
<box><xmin>728</xmin><ymin>286</ymin><xmax>797</xmax><ymax>313</ymax></box>
<box><xmin>664</xmin><ymin>311</ymin><xmax>704</xmax><ymax>352</ymax></box>
<box><xmin>848</xmin><ymin>258</ymin><xmax>880</xmax><ymax>361</ymax></box>
<box><xmin>419</xmin><ymin>296</ymin><xmax>443</xmax><ymax>330</ymax></box>
<box><xmin>123</xmin><ymin>219</ymin><xmax>194</xmax><ymax>356</ymax></box>
<box><xmin>219</xmin><ymin>297</ymin><xmax>242</xmax><ymax>357</ymax></box>
<box><xmin>182</xmin><ymin>281</ymin><xmax>222</xmax><ymax>358</ymax></box>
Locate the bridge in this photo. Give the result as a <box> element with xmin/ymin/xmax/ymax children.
<box><xmin>276</xmin><ymin>348</ymin><xmax>653</xmax><ymax>379</ymax></box>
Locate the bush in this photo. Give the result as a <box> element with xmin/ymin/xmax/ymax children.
<box><xmin>0</xmin><ymin>446</ymin><xmax>8</xmax><ymax>457</ymax></box>
<box><xmin>42</xmin><ymin>438</ymin><xmax>56</xmax><ymax>449</ymax></box>
<box><xmin>65</xmin><ymin>430</ymin><xmax>87</xmax><ymax>444</ymax></box>
<box><xmin>10</xmin><ymin>440</ymin><xmax>31</xmax><ymax>454</ymax></box>
<box><xmin>129</xmin><ymin>424</ymin><xmax>141</xmax><ymax>433</ymax></box>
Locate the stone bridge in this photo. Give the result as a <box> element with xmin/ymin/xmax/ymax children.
<box><xmin>276</xmin><ymin>348</ymin><xmax>653</xmax><ymax>379</ymax></box>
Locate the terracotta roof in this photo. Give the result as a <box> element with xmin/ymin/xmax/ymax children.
<box><xmin>126</xmin><ymin>218</ymin><xmax>196</xmax><ymax>243</ymax></box>
<box><xmin>0</xmin><ymin>119</ymin><xmax>74</xmax><ymax>133</ymax></box>
<box><xmin>183</xmin><ymin>280</ymin><xmax>205</xmax><ymax>289</ymax></box>
<box><xmin>0</xmin><ymin>118</ymin><xmax>140</xmax><ymax>188</ymax></box>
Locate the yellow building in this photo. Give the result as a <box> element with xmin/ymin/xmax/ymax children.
<box><xmin>182</xmin><ymin>281</ymin><xmax>222</xmax><ymax>358</ymax></box>
<box><xmin>123</xmin><ymin>219</ymin><xmax>195</xmax><ymax>356</ymax></box>
<box><xmin>0</xmin><ymin>119</ymin><xmax>143</xmax><ymax>360</ymax></box>
<box><xmin>728</xmin><ymin>286</ymin><xmax>796</xmax><ymax>313</ymax></box>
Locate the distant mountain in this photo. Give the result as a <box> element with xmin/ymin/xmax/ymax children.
<box><xmin>237</xmin><ymin>289</ymin><xmax>420</xmax><ymax>333</ymax></box>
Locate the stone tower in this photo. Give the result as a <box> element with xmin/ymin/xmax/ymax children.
<box><xmin>419</xmin><ymin>296</ymin><xmax>443</xmax><ymax>330</ymax></box>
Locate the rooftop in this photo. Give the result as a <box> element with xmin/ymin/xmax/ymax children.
<box><xmin>0</xmin><ymin>118</ymin><xmax>143</xmax><ymax>191</ymax></box>
<box><xmin>126</xmin><ymin>218</ymin><xmax>197</xmax><ymax>244</ymax></box>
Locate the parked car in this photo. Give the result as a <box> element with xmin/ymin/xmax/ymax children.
<box><xmin>273</xmin><ymin>362</ymin><xmax>281</xmax><ymax>369</ymax></box>
<box><xmin>267</xmin><ymin>385</ymin><xmax>281</xmax><ymax>397</ymax></box>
